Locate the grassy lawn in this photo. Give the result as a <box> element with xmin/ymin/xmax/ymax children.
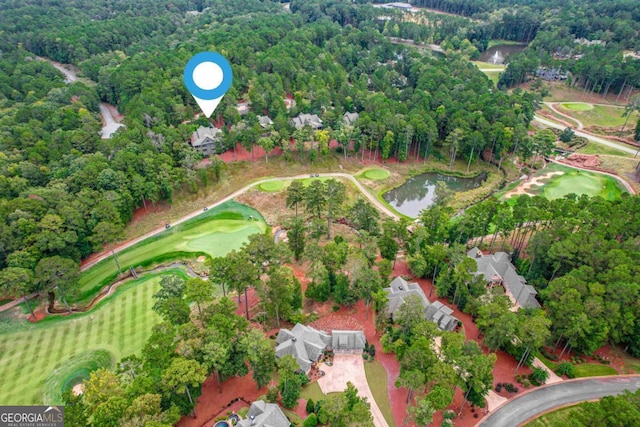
<box><xmin>560</xmin><ymin>102</ymin><xmax>593</xmax><ymax>111</ymax></box>
<box><xmin>78</xmin><ymin>201</ymin><xmax>265</xmax><ymax>302</ymax></box>
<box><xmin>483</xmin><ymin>71</ymin><xmax>501</xmax><ymax>84</ymax></box>
<box><xmin>573</xmin><ymin>364</ymin><xmax>618</xmax><ymax>378</ymax></box>
<box><xmin>359</xmin><ymin>168</ymin><xmax>390</xmax><ymax>181</ymax></box>
<box><xmin>300</xmin><ymin>381</ymin><xmax>326</xmax><ymax>403</ymax></box>
<box><xmin>364</xmin><ymin>360</ymin><xmax>395</xmax><ymax>427</ymax></box>
<box><xmin>525</xmin><ymin>404</ymin><xmax>582</xmax><ymax>426</ymax></box>
<box><xmin>558</xmin><ymin>103</ymin><xmax>639</xmax><ymax>128</ymax></box>
<box><xmin>258</xmin><ymin>180</ymin><xmax>287</xmax><ymax>192</ymax></box>
<box><xmin>0</xmin><ymin>269</ymin><xmax>183</xmax><ymax>405</ymax></box>
<box><xmin>471</xmin><ymin>61</ymin><xmax>506</xmax><ymax>70</ymax></box>
<box><xmin>576</xmin><ymin>142</ymin><xmax>634</xmax><ymax>157</ymax></box>
<box><xmin>526</xmin><ymin>163</ymin><xmax>627</xmax><ymax>201</ymax></box>
<box><xmin>534</xmin><ymin>351</ymin><xmax>618</xmax><ymax>379</ymax></box>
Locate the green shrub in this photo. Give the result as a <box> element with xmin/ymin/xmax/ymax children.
<box><xmin>556</xmin><ymin>361</ymin><xmax>576</xmax><ymax>379</ymax></box>
<box><xmin>306</xmin><ymin>399</ymin><xmax>315</xmax><ymax>414</ymax></box>
<box><xmin>530</xmin><ymin>367</ymin><xmax>550</xmax><ymax>386</ymax></box>
<box><xmin>303</xmin><ymin>413</ymin><xmax>318</xmax><ymax>427</ymax></box>
<box><xmin>266</xmin><ymin>385</ymin><xmax>279</xmax><ymax>403</ymax></box>
<box><xmin>443</xmin><ymin>410</ymin><xmax>456</xmax><ymax>420</ymax></box>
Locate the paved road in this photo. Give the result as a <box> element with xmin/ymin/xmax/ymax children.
<box><xmin>534</xmin><ymin>115</ymin><xmax>638</xmax><ymax>155</ymax></box>
<box><xmin>81</xmin><ymin>172</ymin><xmax>398</xmax><ymax>271</ymax></box>
<box><xmin>477</xmin><ymin>376</ymin><xmax>640</xmax><ymax>427</ymax></box>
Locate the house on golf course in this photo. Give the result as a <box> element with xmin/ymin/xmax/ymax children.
<box><xmin>384</xmin><ymin>276</ymin><xmax>459</xmax><ymax>332</ymax></box>
<box><xmin>275</xmin><ymin>324</ymin><xmax>366</xmax><ymax>373</ymax></box>
<box><xmin>467</xmin><ymin>247</ymin><xmax>541</xmax><ymax>309</ymax></box>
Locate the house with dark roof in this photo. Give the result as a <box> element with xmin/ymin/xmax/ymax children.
<box><xmin>467</xmin><ymin>247</ymin><xmax>541</xmax><ymax>309</ymax></box>
<box><xmin>275</xmin><ymin>324</ymin><xmax>366</xmax><ymax>373</ymax></box>
<box><xmin>343</xmin><ymin>111</ymin><xmax>359</xmax><ymax>126</ymax></box>
<box><xmin>190</xmin><ymin>125</ymin><xmax>222</xmax><ymax>156</ymax></box>
<box><xmin>291</xmin><ymin>113</ymin><xmax>323</xmax><ymax>130</ymax></box>
<box><xmin>238</xmin><ymin>400</ymin><xmax>290</xmax><ymax>427</ymax></box>
<box><xmin>384</xmin><ymin>277</ymin><xmax>459</xmax><ymax>331</ymax></box>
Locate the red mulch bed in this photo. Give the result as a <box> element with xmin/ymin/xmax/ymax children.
<box><xmin>178</xmin><ymin>373</ymin><xmax>267</xmax><ymax>427</ymax></box>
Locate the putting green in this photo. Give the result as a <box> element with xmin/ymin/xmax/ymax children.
<box><xmin>532</xmin><ymin>165</ymin><xmax>626</xmax><ymax>201</ymax></box>
<box><xmin>560</xmin><ymin>102</ymin><xmax>593</xmax><ymax>111</ymax></box>
<box><xmin>258</xmin><ymin>180</ymin><xmax>287</xmax><ymax>192</ymax></box>
<box><xmin>78</xmin><ymin>201</ymin><xmax>265</xmax><ymax>302</ymax></box>
<box><xmin>362</xmin><ymin>168</ymin><xmax>390</xmax><ymax>180</ymax></box>
<box><xmin>0</xmin><ymin>270</ymin><xmax>185</xmax><ymax>405</ymax></box>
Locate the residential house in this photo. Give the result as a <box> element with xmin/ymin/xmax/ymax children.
<box><xmin>291</xmin><ymin>113</ymin><xmax>323</xmax><ymax>130</ymax></box>
<box><xmin>190</xmin><ymin>125</ymin><xmax>222</xmax><ymax>156</ymax></box>
<box><xmin>275</xmin><ymin>324</ymin><xmax>331</xmax><ymax>373</ymax></box>
<box><xmin>343</xmin><ymin>111</ymin><xmax>359</xmax><ymax>126</ymax></box>
<box><xmin>384</xmin><ymin>277</ymin><xmax>459</xmax><ymax>332</ymax></box>
<box><xmin>331</xmin><ymin>330</ymin><xmax>366</xmax><ymax>354</ymax></box>
<box><xmin>257</xmin><ymin>115</ymin><xmax>274</xmax><ymax>129</ymax></box>
<box><xmin>467</xmin><ymin>247</ymin><xmax>541</xmax><ymax>309</ymax></box>
<box><xmin>238</xmin><ymin>400</ymin><xmax>290</xmax><ymax>427</ymax></box>
<box><xmin>275</xmin><ymin>324</ymin><xmax>366</xmax><ymax>372</ymax></box>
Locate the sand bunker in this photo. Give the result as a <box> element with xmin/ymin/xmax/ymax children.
<box><xmin>504</xmin><ymin>171</ymin><xmax>564</xmax><ymax>198</ymax></box>
<box><xmin>72</xmin><ymin>383</ymin><xmax>84</xmax><ymax>396</ymax></box>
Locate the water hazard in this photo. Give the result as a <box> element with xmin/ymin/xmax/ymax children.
<box><xmin>478</xmin><ymin>44</ymin><xmax>527</xmax><ymax>64</ymax></box>
<box><xmin>383</xmin><ymin>172</ymin><xmax>487</xmax><ymax>217</ymax></box>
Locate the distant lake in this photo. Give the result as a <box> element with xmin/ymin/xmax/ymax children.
<box><xmin>479</xmin><ymin>44</ymin><xmax>527</xmax><ymax>64</ymax></box>
<box><xmin>383</xmin><ymin>172</ymin><xmax>487</xmax><ymax>217</ymax></box>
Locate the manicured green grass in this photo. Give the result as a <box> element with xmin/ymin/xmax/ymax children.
<box><xmin>573</xmin><ymin>364</ymin><xmax>618</xmax><ymax>378</ymax></box>
<box><xmin>560</xmin><ymin>102</ymin><xmax>593</xmax><ymax>111</ymax></box>
<box><xmin>522</xmin><ymin>164</ymin><xmax>627</xmax><ymax>201</ymax></box>
<box><xmin>525</xmin><ymin>404</ymin><xmax>582</xmax><ymax>426</ymax></box>
<box><xmin>364</xmin><ymin>360</ymin><xmax>395</xmax><ymax>427</ymax></box>
<box><xmin>258</xmin><ymin>180</ymin><xmax>287</xmax><ymax>192</ymax></box>
<box><xmin>558</xmin><ymin>104</ymin><xmax>639</xmax><ymax>128</ymax></box>
<box><xmin>471</xmin><ymin>61</ymin><xmax>506</xmax><ymax>70</ymax></box>
<box><xmin>78</xmin><ymin>201</ymin><xmax>265</xmax><ymax>302</ymax></box>
<box><xmin>361</xmin><ymin>168</ymin><xmax>390</xmax><ymax>180</ymax></box>
<box><xmin>300</xmin><ymin>381</ymin><xmax>326</xmax><ymax>403</ymax></box>
<box><xmin>0</xmin><ymin>270</ymin><xmax>181</xmax><ymax>405</ymax></box>
<box><xmin>577</xmin><ymin>142</ymin><xmax>633</xmax><ymax>157</ymax></box>
<box><xmin>484</xmin><ymin>71</ymin><xmax>501</xmax><ymax>84</ymax></box>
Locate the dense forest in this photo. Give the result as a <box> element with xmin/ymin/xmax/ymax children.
<box><xmin>0</xmin><ymin>0</ymin><xmax>539</xmax><ymax>304</ymax></box>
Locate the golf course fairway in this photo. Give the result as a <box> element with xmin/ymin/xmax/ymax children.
<box><xmin>78</xmin><ymin>200</ymin><xmax>266</xmax><ymax>302</ymax></box>
<box><xmin>0</xmin><ymin>269</ymin><xmax>188</xmax><ymax>405</ymax></box>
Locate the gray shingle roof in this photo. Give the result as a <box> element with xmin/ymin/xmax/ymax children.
<box><xmin>331</xmin><ymin>330</ymin><xmax>366</xmax><ymax>351</ymax></box>
<box><xmin>190</xmin><ymin>125</ymin><xmax>222</xmax><ymax>147</ymax></box>
<box><xmin>467</xmin><ymin>247</ymin><xmax>540</xmax><ymax>309</ymax></box>
<box><xmin>275</xmin><ymin>324</ymin><xmax>331</xmax><ymax>372</ymax></box>
<box><xmin>291</xmin><ymin>114</ymin><xmax>323</xmax><ymax>130</ymax></box>
<box><xmin>384</xmin><ymin>277</ymin><xmax>459</xmax><ymax>331</ymax></box>
<box><xmin>238</xmin><ymin>400</ymin><xmax>290</xmax><ymax>427</ymax></box>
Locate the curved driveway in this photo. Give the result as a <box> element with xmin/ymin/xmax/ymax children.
<box><xmin>477</xmin><ymin>375</ymin><xmax>640</xmax><ymax>427</ymax></box>
<box><xmin>81</xmin><ymin>172</ymin><xmax>398</xmax><ymax>271</ymax></box>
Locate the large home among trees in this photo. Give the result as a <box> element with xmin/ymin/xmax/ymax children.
<box><xmin>189</xmin><ymin>125</ymin><xmax>222</xmax><ymax>156</ymax></box>
<box><xmin>257</xmin><ymin>115</ymin><xmax>274</xmax><ymax>129</ymax></box>
<box><xmin>291</xmin><ymin>113</ymin><xmax>323</xmax><ymax>130</ymax></box>
<box><xmin>467</xmin><ymin>248</ymin><xmax>541</xmax><ymax>309</ymax></box>
<box><xmin>384</xmin><ymin>277</ymin><xmax>459</xmax><ymax>331</ymax></box>
<box><xmin>275</xmin><ymin>324</ymin><xmax>365</xmax><ymax>373</ymax></box>
<box><xmin>343</xmin><ymin>111</ymin><xmax>359</xmax><ymax>126</ymax></box>
<box><xmin>238</xmin><ymin>400</ymin><xmax>290</xmax><ymax>427</ymax></box>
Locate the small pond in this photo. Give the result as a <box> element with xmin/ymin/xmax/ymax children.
<box><xmin>383</xmin><ymin>172</ymin><xmax>487</xmax><ymax>217</ymax></box>
<box><xmin>479</xmin><ymin>44</ymin><xmax>527</xmax><ymax>64</ymax></box>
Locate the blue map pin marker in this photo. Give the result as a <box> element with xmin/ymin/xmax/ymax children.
<box><xmin>184</xmin><ymin>52</ymin><xmax>233</xmax><ymax>118</ymax></box>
